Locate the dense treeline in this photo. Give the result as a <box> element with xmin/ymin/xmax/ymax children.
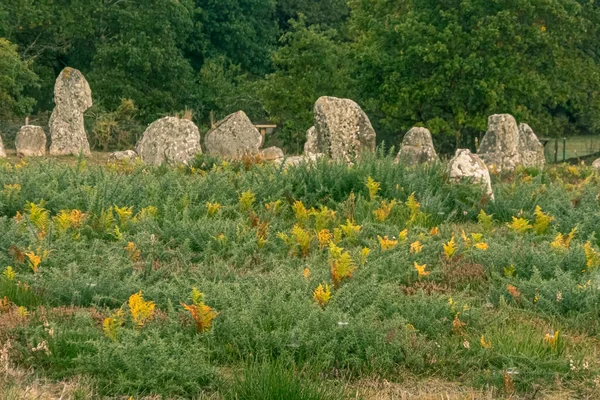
<box><xmin>1</xmin><ymin>0</ymin><xmax>600</xmax><ymax>152</ymax></box>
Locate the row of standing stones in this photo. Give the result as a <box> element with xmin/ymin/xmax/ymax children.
<box><xmin>1</xmin><ymin>67</ymin><xmax>599</xmax><ymax>198</ymax></box>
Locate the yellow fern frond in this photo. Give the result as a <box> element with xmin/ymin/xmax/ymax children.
<box><xmin>533</xmin><ymin>206</ymin><xmax>554</xmax><ymax>235</ymax></box>
<box><xmin>443</xmin><ymin>236</ymin><xmax>457</xmax><ymax>260</ymax></box>
<box><xmin>181</xmin><ymin>301</ymin><xmax>218</xmax><ymax>333</ymax></box>
<box><xmin>365</xmin><ymin>177</ymin><xmax>380</xmax><ymax>201</ymax></box>
<box><xmin>378</xmin><ymin>235</ymin><xmax>398</xmax><ymax>251</ymax></box>
<box><xmin>313</xmin><ymin>283</ymin><xmax>332</xmax><ymax>307</ymax></box>
<box><xmin>128</xmin><ymin>291</ymin><xmax>155</xmax><ymax>328</ymax></box>
<box><xmin>506</xmin><ymin>217</ymin><xmax>532</xmax><ymax>234</ymax></box>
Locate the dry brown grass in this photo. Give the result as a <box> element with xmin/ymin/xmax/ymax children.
<box><xmin>347</xmin><ymin>376</ymin><xmax>594</xmax><ymax>400</ymax></box>
<box><xmin>2</xmin><ymin>149</ymin><xmax>113</xmax><ymax>166</ymax></box>
<box><xmin>350</xmin><ymin>377</ymin><xmax>495</xmax><ymax>400</ymax></box>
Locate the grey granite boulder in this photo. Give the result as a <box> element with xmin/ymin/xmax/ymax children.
<box><xmin>49</xmin><ymin>68</ymin><xmax>92</xmax><ymax>156</ymax></box>
<box><xmin>395</xmin><ymin>127</ymin><xmax>438</xmax><ymax>165</ymax></box>
<box><xmin>108</xmin><ymin>150</ymin><xmax>138</xmax><ymax>163</ymax></box>
<box><xmin>259</xmin><ymin>146</ymin><xmax>284</xmax><ymax>161</ymax></box>
<box><xmin>204</xmin><ymin>111</ymin><xmax>262</xmax><ymax>159</ymax></box>
<box><xmin>135</xmin><ymin>117</ymin><xmax>201</xmax><ymax>165</ymax></box>
<box><xmin>477</xmin><ymin>114</ymin><xmax>520</xmax><ymax>171</ymax></box>
<box><xmin>449</xmin><ymin>149</ymin><xmax>494</xmax><ymax>200</ymax></box>
<box><xmin>275</xmin><ymin>153</ymin><xmax>321</xmax><ymax>168</ymax></box>
<box><xmin>16</xmin><ymin>125</ymin><xmax>46</xmax><ymax>157</ymax></box>
<box><xmin>478</xmin><ymin>114</ymin><xmax>545</xmax><ymax>171</ymax></box>
<box><xmin>517</xmin><ymin>123</ymin><xmax>545</xmax><ymax>168</ymax></box>
<box><xmin>314</xmin><ymin>96</ymin><xmax>376</xmax><ymax>162</ymax></box>
<box><xmin>304</xmin><ymin>126</ymin><xmax>319</xmax><ymax>156</ymax></box>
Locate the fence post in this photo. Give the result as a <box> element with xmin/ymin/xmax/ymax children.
<box><xmin>562</xmin><ymin>138</ymin><xmax>566</xmax><ymax>162</ymax></box>
<box><xmin>554</xmin><ymin>139</ymin><xmax>558</xmax><ymax>163</ymax></box>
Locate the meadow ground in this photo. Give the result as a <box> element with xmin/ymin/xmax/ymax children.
<box><xmin>0</xmin><ymin>151</ymin><xmax>599</xmax><ymax>399</ymax></box>
<box><xmin>542</xmin><ymin>136</ymin><xmax>600</xmax><ymax>162</ymax></box>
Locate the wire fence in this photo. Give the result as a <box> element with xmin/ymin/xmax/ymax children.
<box><xmin>541</xmin><ymin>136</ymin><xmax>600</xmax><ymax>164</ymax></box>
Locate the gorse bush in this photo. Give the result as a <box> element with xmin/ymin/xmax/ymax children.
<box><xmin>0</xmin><ymin>156</ymin><xmax>600</xmax><ymax>397</ymax></box>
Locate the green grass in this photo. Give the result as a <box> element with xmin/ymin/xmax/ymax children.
<box><xmin>543</xmin><ymin>135</ymin><xmax>600</xmax><ymax>161</ymax></box>
<box><xmin>224</xmin><ymin>362</ymin><xmax>341</xmax><ymax>400</ymax></box>
<box><xmin>0</xmin><ymin>154</ymin><xmax>599</xmax><ymax>398</ymax></box>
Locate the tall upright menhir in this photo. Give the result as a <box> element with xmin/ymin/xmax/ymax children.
<box><xmin>49</xmin><ymin>67</ymin><xmax>93</xmax><ymax>156</ymax></box>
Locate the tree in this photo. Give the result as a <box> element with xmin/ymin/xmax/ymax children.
<box><xmin>192</xmin><ymin>0</ymin><xmax>279</xmax><ymax>75</ymax></box>
<box><xmin>276</xmin><ymin>0</ymin><xmax>350</xmax><ymax>30</ymax></box>
<box><xmin>259</xmin><ymin>19</ymin><xmax>352</xmax><ymax>151</ymax></box>
<box><xmin>349</xmin><ymin>0</ymin><xmax>600</xmax><ymax>151</ymax></box>
<box><xmin>0</xmin><ymin>38</ymin><xmax>38</xmax><ymax>119</ymax></box>
<box><xmin>194</xmin><ymin>56</ymin><xmax>264</xmax><ymax>126</ymax></box>
<box><xmin>89</xmin><ymin>0</ymin><xmax>196</xmax><ymax>121</ymax></box>
<box><xmin>0</xmin><ymin>0</ymin><xmax>98</xmax><ymax>111</ymax></box>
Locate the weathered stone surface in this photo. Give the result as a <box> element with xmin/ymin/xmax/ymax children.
<box><xmin>275</xmin><ymin>153</ymin><xmax>321</xmax><ymax>168</ymax></box>
<box><xmin>49</xmin><ymin>67</ymin><xmax>92</xmax><ymax>156</ymax></box>
<box><xmin>478</xmin><ymin>114</ymin><xmax>545</xmax><ymax>171</ymax></box>
<box><xmin>16</xmin><ymin>125</ymin><xmax>46</xmax><ymax>157</ymax></box>
<box><xmin>204</xmin><ymin>111</ymin><xmax>262</xmax><ymax>159</ymax></box>
<box><xmin>135</xmin><ymin>117</ymin><xmax>202</xmax><ymax>165</ymax></box>
<box><xmin>314</xmin><ymin>96</ymin><xmax>376</xmax><ymax>162</ymax></box>
<box><xmin>259</xmin><ymin>146</ymin><xmax>284</xmax><ymax>161</ymax></box>
<box><xmin>108</xmin><ymin>150</ymin><xmax>138</xmax><ymax>163</ymax></box>
<box><xmin>477</xmin><ymin>114</ymin><xmax>519</xmax><ymax>171</ymax></box>
<box><xmin>395</xmin><ymin>127</ymin><xmax>438</xmax><ymax>165</ymax></box>
<box><xmin>0</xmin><ymin>134</ymin><xmax>6</xmax><ymax>158</ymax></box>
<box><xmin>592</xmin><ymin>158</ymin><xmax>600</xmax><ymax>170</ymax></box>
<box><xmin>304</xmin><ymin>126</ymin><xmax>319</xmax><ymax>156</ymax></box>
<box><xmin>517</xmin><ymin>123</ymin><xmax>545</xmax><ymax>168</ymax></box>
<box><xmin>449</xmin><ymin>149</ymin><xmax>494</xmax><ymax>200</ymax></box>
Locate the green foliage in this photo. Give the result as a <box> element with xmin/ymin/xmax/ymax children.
<box><xmin>195</xmin><ymin>56</ymin><xmax>264</xmax><ymax>124</ymax></box>
<box><xmin>276</xmin><ymin>0</ymin><xmax>350</xmax><ymax>30</ymax></box>
<box><xmin>225</xmin><ymin>361</ymin><xmax>341</xmax><ymax>400</ymax></box>
<box><xmin>10</xmin><ymin>311</ymin><xmax>215</xmax><ymax>397</ymax></box>
<box><xmin>1</xmin><ymin>157</ymin><xmax>600</xmax><ymax>398</ymax></box>
<box><xmin>193</xmin><ymin>0</ymin><xmax>279</xmax><ymax>76</ymax></box>
<box><xmin>0</xmin><ymin>38</ymin><xmax>38</xmax><ymax>119</ymax></box>
<box><xmin>3</xmin><ymin>0</ymin><xmax>600</xmax><ymax>153</ymax></box>
<box><xmin>89</xmin><ymin>0</ymin><xmax>196</xmax><ymax>120</ymax></box>
<box><xmin>260</xmin><ymin>18</ymin><xmax>353</xmax><ymax>151</ymax></box>
<box><xmin>90</xmin><ymin>98</ymin><xmax>141</xmax><ymax>150</ymax></box>
<box><xmin>349</xmin><ymin>0</ymin><xmax>600</xmax><ymax>148</ymax></box>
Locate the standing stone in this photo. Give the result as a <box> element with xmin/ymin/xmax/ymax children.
<box><xmin>477</xmin><ymin>114</ymin><xmax>520</xmax><ymax>171</ymax></box>
<box><xmin>204</xmin><ymin>111</ymin><xmax>262</xmax><ymax>159</ymax></box>
<box><xmin>259</xmin><ymin>146</ymin><xmax>284</xmax><ymax>161</ymax></box>
<box><xmin>16</xmin><ymin>125</ymin><xmax>46</xmax><ymax>157</ymax></box>
<box><xmin>49</xmin><ymin>67</ymin><xmax>92</xmax><ymax>156</ymax></box>
<box><xmin>517</xmin><ymin>123</ymin><xmax>545</xmax><ymax>168</ymax></box>
<box><xmin>0</xmin><ymin>134</ymin><xmax>6</xmax><ymax>158</ymax></box>
<box><xmin>478</xmin><ymin>114</ymin><xmax>545</xmax><ymax>171</ymax></box>
<box><xmin>135</xmin><ymin>117</ymin><xmax>201</xmax><ymax>165</ymax></box>
<box><xmin>449</xmin><ymin>149</ymin><xmax>494</xmax><ymax>200</ymax></box>
<box><xmin>304</xmin><ymin>126</ymin><xmax>319</xmax><ymax>156</ymax></box>
<box><xmin>395</xmin><ymin>127</ymin><xmax>438</xmax><ymax>165</ymax></box>
<box><xmin>108</xmin><ymin>150</ymin><xmax>138</xmax><ymax>163</ymax></box>
<box><xmin>314</xmin><ymin>96</ymin><xmax>376</xmax><ymax>162</ymax></box>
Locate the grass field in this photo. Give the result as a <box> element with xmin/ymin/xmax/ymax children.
<box><xmin>0</xmin><ymin>152</ymin><xmax>600</xmax><ymax>399</ymax></box>
<box><xmin>543</xmin><ymin>136</ymin><xmax>600</xmax><ymax>162</ymax></box>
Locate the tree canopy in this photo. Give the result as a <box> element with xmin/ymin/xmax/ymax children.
<box><xmin>1</xmin><ymin>0</ymin><xmax>600</xmax><ymax>152</ymax></box>
<box><xmin>0</xmin><ymin>38</ymin><xmax>38</xmax><ymax>119</ymax></box>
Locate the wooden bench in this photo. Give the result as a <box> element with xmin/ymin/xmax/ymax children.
<box><xmin>255</xmin><ymin>124</ymin><xmax>277</xmax><ymax>139</ymax></box>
